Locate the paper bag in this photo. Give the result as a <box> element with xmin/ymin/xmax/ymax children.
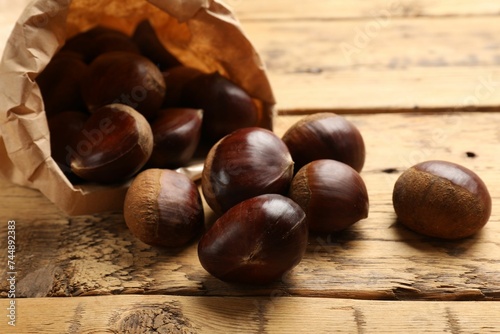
<box><xmin>0</xmin><ymin>0</ymin><xmax>275</xmax><ymax>215</ymax></box>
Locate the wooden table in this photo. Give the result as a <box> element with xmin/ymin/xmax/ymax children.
<box><xmin>1</xmin><ymin>1</ymin><xmax>500</xmax><ymax>333</ymax></box>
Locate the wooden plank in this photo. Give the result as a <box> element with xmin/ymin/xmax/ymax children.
<box><xmin>1</xmin><ymin>113</ymin><xmax>499</xmax><ymax>300</ymax></box>
<box><xmin>1</xmin><ymin>295</ymin><xmax>500</xmax><ymax>333</ymax></box>
<box><xmin>241</xmin><ymin>17</ymin><xmax>500</xmax><ymax>113</ymax></box>
<box><xmin>232</xmin><ymin>0</ymin><xmax>500</xmax><ymax>20</ymax></box>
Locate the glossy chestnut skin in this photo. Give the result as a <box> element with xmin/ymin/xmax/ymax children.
<box><xmin>162</xmin><ymin>66</ymin><xmax>205</xmax><ymax>108</ymax></box>
<box><xmin>62</xmin><ymin>26</ymin><xmax>140</xmax><ymax>63</ymax></box>
<box><xmin>132</xmin><ymin>20</ymin><xmax>181</xmax><ymax>71</ymax></box>
<box><xmin>36</xmin><ymin>53</ymin><xmax>88</xmax><ymax>117</ymax></box>
<box><xmin>198</xmin><ymin>194</ymin><xmax>308</xmax><ymax>285</ymax></box>
<box><xmin>181</xmin><ymin>72</ymin><xmax>259</xmax><ymax>143</ymax></box>
<box><xmin>82</xmin><ymin>52</ymin><xmax>166</xmax><ymax>120</ymax></box>
<box><xmin>289</xmin><ymin>159</ymin><xmax>369</xmax><ymax>233</ymax></box>
<box><xmin>124</xmin><ymin>169</ymin><xmax>204</xmax><ymax>247</ymax></box>
<box><xmin>147</xmin><ymin>108</ymin><xmax>203</xmax><ymax>168</ymax></box>
<box><xmin>48</xmin><ymin>111</ymin><xmax>89</xmax><ymax>174</ymax></box>
<box><xmin>69</xmin><ymin>104</ymin><xmax>153</xmax><ymax>183</ymax></box>
<box><xmin>282</xmin><ymin>113</ymin><xmax>365</xmax><ymax>173</ymax></box>
<box><xmin>202</xmin><ymin>127</ymin><xmax>294</xmax><ymax>214</ymax></box>
<box><xmin>393</xmin><ymin>160</ymin><xmax>492</xmax><ymax>239</ymax></box>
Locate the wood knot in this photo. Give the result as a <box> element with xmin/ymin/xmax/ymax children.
<box><xmin>113</xmin><ymin>302</ymin><xmax>196</xmax><ymax>334</ymax></box>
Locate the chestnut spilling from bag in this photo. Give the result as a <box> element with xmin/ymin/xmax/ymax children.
<box><xmin>0</xmin><ymin>0</ymin><xmax>275</xmax><ymax>215</ymax></box>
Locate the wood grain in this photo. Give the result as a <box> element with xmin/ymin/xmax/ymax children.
<box><xmin>242</xmin><ymin>17</ymin><xmax>500</xmax><ymax>113</ymax></box>
<box><xmin>1</xmin><ymin>113</ymin><xmax>499</xmax><ymax>300</ymax></box>
<box><xmin>1</xmin><ymin>295</ymin><xmax>500</xmax><ymax>333</ymax></box>
<box><xmin>231</xmin><ymin>0</ymin><xmax>500</xmax><ymax>20</ymax></box>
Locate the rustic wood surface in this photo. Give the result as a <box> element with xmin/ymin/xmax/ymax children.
<box><xmin>1</xmin><ymin>0</ymin><xmax>500</xmax><ymax>333</ymax></box>
<box><xmin>3</xmin><ymin>295</ymin><xmax>500</xmax><ymax>333</ymax></box>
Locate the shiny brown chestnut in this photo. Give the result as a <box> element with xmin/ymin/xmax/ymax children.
<box><xmin>181</xmin><ymin>72</ymin><xmax>258</xmax><ymax>143</ymax></box>
<box><xmin>132</xmin><ymin>20</ymin><xmax>181</xmax><ymax>71</ymax></box>
<box><xmin>124</xmin><ymin>169</ymin><xmax>204</xmax><ymax>247</ymax></box>
<box><xmin>147</xmin><ymin>108</ymin><xmax>203</xmax><ymax>169</ymax></box>
<box><xmin>62</xmin><ymin>26</ymin><xmax>140</xmax><ymax>63</ymax></box>
<box><xmin>48</xmin><ymin>111</ymin><xmax>89</xmax><ymax>173</ymax></box>
<box><xmin>69</xmin><ymin>104</ymin><xmax>153</xmax><ymax>183</ymax></box>
<box><xmin>289</xmin><ymin>159</ymin><xmax>369</xmax><ymax>233</ymax></box>
<box><xmin>162</xmin><ymin>66</ymin><xmax>205</xmax><ymax>108</ymax></box>
<box><xmin>82</xmin><ymin>51</ymin><xmax>166</xmax><ymax>120</ymax></box>
<box><xmin>282</xmin><ymin>113</ymin><xmax>365</xmax><ymax>173</ymax></box>
<box><xmin>198</xmin><ymin>194</ymin><xmax>308</xmax><ymax>285</ymax></box>
<box><xmin>202</xmin><ymin>127</ymin><xmax>294</xmax><ymax>214</ymax></box>
<box><xmin>36</xmin><ymin>53</ymin><xmax>88</xmax><ymax>117</ymax></box>
<box><xmin>393</xmin><ymin>160</ymin><xmax>492</xmax><ymax>239</ymax></box>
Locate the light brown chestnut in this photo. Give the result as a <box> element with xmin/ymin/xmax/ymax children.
<box><xmin>282</xmin><ymin>113</ymin><xmax>365</xmax><ymax>173</ymax></box>
<box><xmin>82</xmin><ymin>51</ymin><xmax>166</xmax><ymax>120</ymax></box>
<box><xmin>198</xmin><ymin>194</ymin><xmax>308</xmax><ymax>284</ymax></box>
<box><xmin>393</xmin><ymin>160</ymin><xmax>492</xmax><ymax>239</ymax></box>
<box><xmin>69</xmin><ymin>104</ymin><xmax>153</xmax><ymax>183</ymax></box>
<box><xmin>147</xmin><ymin>108</ymin><xmax>203</xmax><ymax>169</ymax></box>
<box><xmin>202</xmin><ymin>127</ymin><xmax>294</xmax><ymax>214</ymax></box>
<box><xmin>124</xmin><ymin>169</ymin><xmax>204</xmax><ymax>248</ymax></box>
<box><xmin>181</xmin><ymin>72</ymin><xmax>259</xmax><ymax>143</ymax></box>
<box><xmin>289</xmin><ymin>159</ymin><xmax>369</xmax><ymax>233</ymax></box>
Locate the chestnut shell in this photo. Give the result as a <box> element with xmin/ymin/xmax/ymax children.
<box><xmin>289</xmin><ymin>159</ymin><xmax>369</xmax><ymax>233</ymax></box>
<box><xmin>282</xmin><ymin>113</ymin><xmax>365</xmax><ymax>173</ymax></box>
<box><xmin>147</xmin><ymin>108</ymin><xmax>203</xmax><ymax>168</ymax></box>
<box><xmin>202</xmin><ymin>127</ymin><xmax>294</xmax><ymax>214</ymax></box>
<box><xmin>82</xmin><ymin>51</ymin><xmax>166</xmax><ymax>120</ymax></box>
<box><xmin>198</xmin><ymin>194</ymin><xmax>308</xmax><ymax>284</ymax></box>
<box><xmin>393</xmin><ymin>160</ymin><xmax>492</xmax><ymax>239</ymax></box>
<box><xmin>181</xmin><ymin>72</ymin><xmax>259</xmax><ymax>143</ymax></box>
<box><xmin>69</xmin><ymin>104</ymin><xmax>153</xmax><ymax>183</ymax></box>
<box><xmin>124</xmin><ymin>169</ymin><xmax>204</xmax><ymax>247</ymax></box>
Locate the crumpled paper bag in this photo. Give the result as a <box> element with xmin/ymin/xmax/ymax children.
<box><xmin>0</xmin><ymin>0</ymin><xmax>275</xmax><ymax>215</ymax></box>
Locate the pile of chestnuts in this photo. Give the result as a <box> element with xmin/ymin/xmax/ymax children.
<box><xmin>124</xmin><ymin>113</ymin><xmax>371</xmax><ymax>284</ymax></box>
<box><xmin>41</xmin><ymin>20</ymin><xmax>263</xmax><ymax>184</ymax></box>
<box><xmin>39</xmin><ymin>20</ymin><xmax>494</xmax><ymax>287</ymax></box>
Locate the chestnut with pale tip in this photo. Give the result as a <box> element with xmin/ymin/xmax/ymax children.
<box><xmin>202</xmin><ymin>127</ymin><xmax>294</xmax><ymax>214</ymax></box>
<box><xmin>198</xmin><ymin>194</ymin><xmax>308</xmax><ymax>285</ymax></box>
<box><xmin>282</xmin><ymin>113</ymin><xmax>366</xmax><ymax>173</ymax></box>
<box><xmin>69</xmin><ymin>104</ymin><xmax>153</xmax><ymax>183</ymax></box>
<box><xmin>289</xmin><ymin>159</ymin><xmax>369</xmax><ymax>233</ymax></box>
<box><xmin>392</xmin><ymin>160</ymin><xmax>492</xmax><ymax>239</ymax></box>
<box><xmin>124</xmin><ymin>169</ymin><xmax>204</xmax><ymax>248</ymax></box>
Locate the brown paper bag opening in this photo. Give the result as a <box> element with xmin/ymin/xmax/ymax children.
<box><xmin>0</xmin><ymin>0</ymin><xmax>275</xmax><ymax>215</ymax></box>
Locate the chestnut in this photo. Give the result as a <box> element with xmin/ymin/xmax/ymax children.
<box><xmin>132</xmin><ymin>19</ymin><xmax>181</xmax><ymax>71</ymax></box>
<box><xmin>181</xmin><ymin>72</ymin><xmax>259</xmax><ymax>143</ymax></box>
<box><xmin>202</xmin><ymin>127</ymin><xmax>294</xmax><ymax>214</ymax></box>
<box><xmin>162</xmin><ymin>66</ymin><xmax>204</xmax><ymax>108</ymax></box>
<box><xmin>198</xmin><ymin>194</ymin><xmax>308</xmax><ymax>284</ymax></box>
<box><xmin>392</xmin><ymin>160</ymin><xmax>492</xmax><ymax>239</ymax></box>
<box><xmin>147</xmin><ymin>108</ymin><xmax>203</xmax><ymax>169</ymax></box>
<box><xmin>124</xmin><ymin>169</ymin><xmax>204</xmax><ymax>247</ymax></box>
<box><xmin>82</xmin><ymin>51</ymin><xmax>166</xmax><ymax>120</ymax></box>
<box><xmin>69</xmin><ymin>104</ymin><xmax>153</xmax><ymax>183</ymax></box>
<box><xmin>62</xmin><ymin>26</ymin><xmax>139</xmax><ymax>63</ymax></box>
<box><xmin>36</xmin><ymin>53</ymin><xmax>88</xmax><ymax>117</ymax></box>
<box><xmin>48</xmin><ymin>110</ymin><xmax>89</xmax><ymax>174</ymax></box>
<box><xmin>282</xmin><ymin>113</ymin><xmax>365</xmax><ymax>173</ymax></box>
<box><xmin>289</xmin><ymin>159</ymin><xmax>369</xmax><ymax>233</ymax></box>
